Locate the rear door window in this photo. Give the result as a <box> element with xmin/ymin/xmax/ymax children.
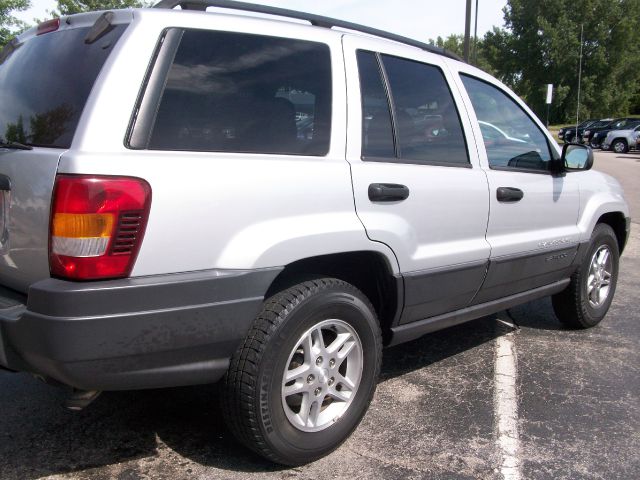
<box><xmin>0</xmin><ymin>24</ymin><xmax>127</xmax><ymax>148</ymax></box>
<box><xmin>357</xmin><ymin>51</ymin><xmax>469</xmax><ymax>166</ymax></box>
<box><xmin>144</xmin><ymin>29</ymin><xmax>332</xmax><ymax>156</ymax></box>
<box><xmin>381</xmin><ymin>55</ymin><xmax>469</xmax><ymax>165</ymax></box>
<box><xmin>357</xmin><ymin>51</ymin><xmax>395</xmax><ymax>158</ymax></box>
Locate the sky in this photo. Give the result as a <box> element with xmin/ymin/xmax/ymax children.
<box><xmin>15</xmin><ymin>0</ymin><xmax>508</xmax><ymax>40</ymax></box>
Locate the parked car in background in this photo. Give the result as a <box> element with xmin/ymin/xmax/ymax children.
<box><xmin>567</xmin><ymin>118</ymin><xmax>612</xmax><ymax>144</ymax></box>
<box><xmin>584</xmin><ymin>117</ymin><xmax>638</xmax><ymax>148</ymax></box>
<box><xmin>558</xmin><ymin>118</ymin><xmax>596</xmax><ymax>142</ymax></box>
<box><xmin>602</xmin><ymin>124</ymin><xmax>640</xmax><ymax>153</ymax></box>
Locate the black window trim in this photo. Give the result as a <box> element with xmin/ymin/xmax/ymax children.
<box><xmin>361</xmin><ymin>156</ymin><xmax>473</xmax><ymax>168</ymax></box>
<box><xmin>459</xmin><ymin>72</ymin><xmax>557</xmax><ymax>175</ymax></box>
<box><xmin>356</xmin><ymin>50</ymin><xmax>397</xmax><ymax>160</ymax></box>
<box><xmin>375</xmin><ymin>52</ymin><xmax>401</xmax><ymax>158</ymax></box>
<box><xmin>126</xmin><ymin>27</ymin><xmax>183</xmax><ymax>150</ymax></box>
<box><xmin>358</xmin><ymin>49</ymin><xmax>472</xmax><ymax>168</ymax></box>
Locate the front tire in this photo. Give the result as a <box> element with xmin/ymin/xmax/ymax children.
<box><xmin>552</xmin><ymin>224</ymin><xmax>620</xmax><ymax>328</ymax></box>
<box><xmin>612</xmin><ymin>139</ymin><xmax>628</xmax><ymax>154</ymax></box>
<box><xmin>222</xmin><ymin>278</ymin><xmax>382</xmax><ymax>465</ymax></box>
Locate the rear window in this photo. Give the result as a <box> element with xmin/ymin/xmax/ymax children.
<box><xmin>0</xmin><ymin>24</ymin><xmax>126</xmax><ymax>148</ymax></box>
<box><xmin>144</xmin><ymin>29</ymin><xmax>332</xmax><ymax>156</ymax></box>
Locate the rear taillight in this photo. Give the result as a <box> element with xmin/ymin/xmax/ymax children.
<box><xmin>50</xmin><ymin>175</ymin><xmax>152</xmax><ymax>281</ymax></box>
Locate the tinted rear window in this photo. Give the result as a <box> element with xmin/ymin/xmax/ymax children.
<box><xmin>0</xmin><ymin>25</ymin><xmax>126</xmax><ymax>148</ymax></box>
<box><xmin>145</xmin><ymin>29</ymin><xmax>332</xmax><ymax>155</ymax></box>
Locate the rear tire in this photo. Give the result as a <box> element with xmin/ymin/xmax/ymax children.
<box><xmin>222</xmin><ymin>278</ymin><xmax>382</xmax><ymax>466</ymax></box>
<box><xmin>552</xmin><ymin>224</ymin><xmax>619</xmax><ymax>328</ymax></box>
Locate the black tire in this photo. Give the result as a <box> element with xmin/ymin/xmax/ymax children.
<box><xmin>222</xmin><ymin>278</ymin><xmax>382</xmax><ymax>466</ymax></box>
<box><xmin>612</xmin><ymin>138</ymin><xmax>628</xmax><ymax>154</ymax></box>
<box><xmin>552</xmin><ymin>224</ymin><xmax>619</xmax><ymax>328</ymax></box>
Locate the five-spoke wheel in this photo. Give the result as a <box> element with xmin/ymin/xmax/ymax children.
<box><xmin>282</xmin><ymin>319</ymin><xmax>363</xmax><ymax>432</ymax></box>
<box><xmin>223</xmin><ymin>278</ymin><xmax>382</xmax><ymax>466</ymax></box>
<box><xmin>586</xmin><ymin>245</ymin><xmax>613</xmax><ymax>308</ymax></box>
<box><xmin>553</xmin><ymin>223</ymin><xmax>619</xmax><ymax>328</ymax></box>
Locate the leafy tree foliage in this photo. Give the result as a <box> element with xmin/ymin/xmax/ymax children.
<box><xmin>483</xmin><ymin>0</ymin><xmax>640</xmax><ymax>123</ymax></box>
<box><xmin>53</xmin><ymin>0</ymin><xmax>150</xmax><ymax>16</ymax></box>
<box><xmin>0</xmin><ymin>0</ymin><xmax>29</xmax><ymax>48</ymax></box>
<box><xmin>429</xmin><ymin>34</ymin><xmax>496</xmax><ymax>75</ymax></box>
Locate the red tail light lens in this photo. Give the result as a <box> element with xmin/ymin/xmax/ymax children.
<box><xmin>37</xmin><ymin>19</ymin><xmax>61</xmax><ymax>36</ymax></box>
<box><xmin>50</xmin><ymin>175</ymin><xmax>152</xmax><ymax>281</ymax></box>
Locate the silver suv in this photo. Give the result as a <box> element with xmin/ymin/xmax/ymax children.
<box><xmin>602</xmin><ymin>124</ymin><xmax>640</xmax><ymax>153</ymax></box>
<box><xmin>0</xmin><ymin>0</ymin><xmax>630</xmax><ymax>466</ymax></box>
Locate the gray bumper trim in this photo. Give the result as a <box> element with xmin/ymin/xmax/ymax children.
<box><xmin>0</xmin><ymin>268</ymin><xmax>282</xmax><ymax>390</ymax></box>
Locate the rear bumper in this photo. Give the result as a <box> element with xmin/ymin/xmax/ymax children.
<box><xmin>0</xmin><ymin>268</ymin><xmax>281</xmax><ymax>390</ymax></box>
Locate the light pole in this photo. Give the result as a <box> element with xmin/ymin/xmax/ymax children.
<box><xmin>473</xmin><ymin>0</ymin><xmax>479</xmax><ymax>65</ymax></box>
<box><xmin>576</xmin><ymin>23</ymin><xmax>584</xmax><ymax>128</ymax></box>
<box><xmin>464</xmin><ymin>0</ymin><xmax>472</xmax><ymax>62</ymax></box>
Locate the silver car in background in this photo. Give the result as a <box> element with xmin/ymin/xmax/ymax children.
<box><xmin>602</xmin><ymin>124</ymin><xmax>640</xmax><ymax>153</ymax></box>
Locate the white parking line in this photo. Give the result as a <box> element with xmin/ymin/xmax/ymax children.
<box><xmin>494</xmin><ymin>319</ymin><xmax>521</xmax><ymax>480</ymax></box>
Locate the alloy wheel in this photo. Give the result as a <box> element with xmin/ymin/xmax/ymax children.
<box><xmin>281</xmin><ymin>319</ymin><xmax>363</xmax><ymax>432</ymax></box>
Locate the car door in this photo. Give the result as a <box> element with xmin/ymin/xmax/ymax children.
<box><xmin>451</xmin><ymin>66</ymin><xmax>581</xmax><ymax>304</ymax></box>
<box><xmin>343</xmin><ymin>36</ymin><xmax>491</xmax><ymax>324</ymax></box>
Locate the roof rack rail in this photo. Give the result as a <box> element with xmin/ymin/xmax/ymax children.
<box><xmin>152</xmin><ymin>0</ymin><xmax>463</xmax><ymax>62</ymax></box>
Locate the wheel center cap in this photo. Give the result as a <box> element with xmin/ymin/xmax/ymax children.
<box><xmin>317</xmin><ymin>368</ymin><xmax>329</xmax><ymax>385</ymax></box>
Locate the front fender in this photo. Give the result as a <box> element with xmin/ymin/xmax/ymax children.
<box><xmin>576</xmin><ymin>171</ymin><xmax>630</xmax><ymax>241</ymax></box>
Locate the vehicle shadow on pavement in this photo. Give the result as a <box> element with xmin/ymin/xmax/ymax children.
<box><xmin>0</xmin><ymin>373</ymin><xmax>282</xmax><ymax>479</ymax></box>
<box><xmin>507</xmin><ymin>296</ymin><xmax>568</xmax><ymax>331</ymax></box>
<box><xmin>0</xmin><ymin>301</ymin><xmax>565</xmax><ymax>479</ymax></box>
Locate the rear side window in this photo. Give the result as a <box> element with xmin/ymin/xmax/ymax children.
<box><xmin>0</xmin><ymin>25</ymin><xmax>127</xmax><ymax>148</ymax></box>
<box><xmin>145</xmin><ymin>29</ymin><xmax>332</xmax><ymax>155</ymax></box>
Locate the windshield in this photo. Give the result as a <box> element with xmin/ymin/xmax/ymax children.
<box><xmin>610</xmin><ymin>119</ymin><xmax>629</xmax><ymax>129</ymax></box>
<box><xmin>588</xmin><ymin>120</ymin><xmax>611</xmax><ymax>129</ymax></box>
<box><xmin>0</xmin><ymin>24</ymin><xmax>126</xmax><ymax>148</ymax></box>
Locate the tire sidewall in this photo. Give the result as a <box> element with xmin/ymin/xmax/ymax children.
<box><xmin>256</xmin><ymin>285</ymin><xmax>380</xmax><ymax>463</ymax></box>
<box><xmin>578</xmin><ymin>225</ymin><xmax>619</xmax><ymax>326</ymax></box>
<box><xmin>613</xmin><ymin>139</ymin><xmax>627</xmax><ymax>153</ymax></box>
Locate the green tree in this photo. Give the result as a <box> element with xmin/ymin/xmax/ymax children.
<box><xmin>483</xmin><ymin>0</ymin><xmax>640</xmax><ymax>124</ymax></box>
<box><xmin>0</xmin><ymin>0</ymin><xmax>30</xmax><ymax>48</ymax></box>
<box><xmin>5</xmin><ymin>115</ymin><xmax>26</xmax><ymax>143</ymax></box>
<box><xmin>429</xmin><ymin>34</ymin><xmax>496</xmax><ymax>75</ymax></box>
<box><xmin>52</xmin><ymin>0</ymin><xmax>150</xmax><ymax>16</ymax></box>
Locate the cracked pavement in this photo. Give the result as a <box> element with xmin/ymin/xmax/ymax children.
<box><xmin>1</xmin><ymin>150</ymin><xmax>638</xmax><ymax>479</ymax></box>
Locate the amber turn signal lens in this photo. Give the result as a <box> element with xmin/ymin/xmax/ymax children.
<box><xmin>52</xmin><ymin>213</ymin><xmax>114</xmax><ymax>238</ymax></box>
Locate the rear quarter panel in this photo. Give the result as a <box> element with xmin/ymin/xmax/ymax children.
<box><xmin>60</xmin><ymin>10</ymin><xmax>400</xmax><ymax>276</ymax></box>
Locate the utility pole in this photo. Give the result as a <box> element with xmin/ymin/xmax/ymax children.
<box><xmin>576</xmin><ymin>24</ymin><xmax>584</xmax><ymax>129</ymax></box>
<box><xmin>463</xmin><ymin>0</ymin><xmax>472</xmax><ymax>62</ymax></box>
<box><xmin>473</xmin><ymin>0</ymin><xmax>479</xmax><ymax>65</ymax></box>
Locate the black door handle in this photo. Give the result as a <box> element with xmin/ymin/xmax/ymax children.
<box><xmin>368</xmin><ymin>183</ymin><xmax>410</xmax><ymax>202</ymax></box>
<box><xmin>496</xmin><ymin>187</ymin><xmax>523</xmax><ymax>203</ymax></box>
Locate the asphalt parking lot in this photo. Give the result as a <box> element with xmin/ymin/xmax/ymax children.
<box><xmin>1</xmin><ymin>151</ymin><xmax>638</xmax><ymax>480</ymax></box>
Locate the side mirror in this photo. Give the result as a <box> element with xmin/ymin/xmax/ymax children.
<box><xmin>561</xmin><ymin>143</ymin><xmax>593</xmax><ymax>171</ymax></box>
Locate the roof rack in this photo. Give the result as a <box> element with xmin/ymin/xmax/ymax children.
<box><xmin>152</xmin><ymin>0</ymin><xmax>462</xmax><ymax>62</ymax></box>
